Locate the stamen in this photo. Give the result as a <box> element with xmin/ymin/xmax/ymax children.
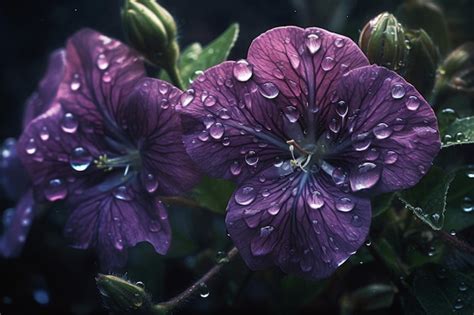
<box><xmin>287</xmin><ymin>140</ymin><xmax>312</xmax><ymax>172</ymax></box>
<box><xmin>93</xmin><ymin>151</ymin><xmax>141</xmax><ymax>174</ymax></box>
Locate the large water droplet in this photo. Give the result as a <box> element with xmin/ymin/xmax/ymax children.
<box><xmin>70</xmin><ymin>147</ymin><xmax>92</xmax><ymax>171</ymax></box>
<box><xmin>209</xmin><ymin>122</ymin><xmax>224</xmax><ymax>139</ymax></box>
<box><xmin>334</xmin><ymin>38</ymin><xmax>345</xmax><ymax>48</ymax></box>
<box><xmin>352</xmin><ymin>134</ymin><xmax>371</xmax><ymax>151</ymax></box>
<box><xmin>204</xmin><ymin>95</ymin><xmax>217</xmax><ymax>107</ymax></box>
<box><xmin>113</xmin><ymin>186</ymin><xmax>133</xmax><ymax>201</ymax></box>
<box><xmin>305</xmin><ymin>34</ymin><xmax>321</xmax><ymax>54</ymax></box>
<box><xmin>40</xmin><ymin>126</ymin><xmax>50</xmax><ymax>141</ymax></box>
<box><xmin>384</xmin><ymin>150</ymin><xmax>398</xmax><ymax>164</ymax></box>
<box><xmin>245</xmin><ymin>151</ymin><xmax>259</xmax><ymax>166</ymax></box>
<box><xmin>406</xmin><ymin>95</ymin><xmax>420</xmax><ymax>111</ymax></box>
<box><xmin>144</xmin><ymin>173</ymin><xmax>159</xmax><ymax>193</ymax></box>
<box><xmin>61</xmin><ymin>113</ymin><xmax>78</xmax><ymax>133</ymax></box>
<box><xmin>233</xmin><ymin>59</ymin><xmax>253</xmax><ymax>82</ymax></box>
<box><xmin>391</xmin><ymin>84</ymin><xmax>406</xmax><ymax>99</ymax></box>
<box><xmin>332</xmin><ymin>167</ymin><xmax>347</xmax><ymax>185</ymax></box>
<box><xmin>230</xmin><ymin>160</ymin><xmax>242</xmax><ymax>175</ymax></box>
<box><xmin>350</xmin><ymin>162</ymin><xmax>381</xmax><ymax>191</ymax></box>
<box><xmin>159</xmin><ymin>83</ymin><xmax>169</xmax><ymax>95</ymax></box>
<box><xmin>284</xmin><ymin>106</ymin><xmax>299</xmax><ymax>123</ymax></box>
<box><xmin>44</xmin><ymin>178</ymin><xmax>68</xmax><ymax>201</ymax></box>
<box><xmin>335</xmin><ymin>197</ymin><xmax>355</xmax><ymax>212</ymax></box>
<box><xmin>199</xmin><ymin>283</ymin><xmax>210</xmax><ymax>298</ymax></box>
<box><xmin>308</xmin><ymin>191</ymin><xmax>324</xmax><ymax>209</ymax></box>
<box><xmin>25</xmin><ymin>138</ymin><xmax>37</xmax><ymax>155</ymax></box>
<box><xmin>180</xmin><ymin>89</ymin><xmax>195</xmax><ymax>107</ymax></box>
<box><xmin>321</xmin><ymin>57</ymin><xmax>336</xmax><ymax>71</ymax></box>
<box><xmin>259</xmin><ymin>82</ymin><xmax>279</xmax><ymax>99</ymax></box>
<box><xmin>235</xmin><ymin>186</ymin><xmax>257</xmax><ymax>206</ymax></box>
<box><xmin>96</xmin><ymin>53</ymin><xmax>109</xmax><ymax>70</ymax></box>
<box><xmin>198</xmin><ymin>130</ymin><xmax>209</xmax><ymax>142</ymax></box>
<box><xmin>336</xmin><ymin>100</ymin><xmax>348</xmax><ymax>117</ymax></box>
<box><xmin>373</xmin><ymin>123</ymin><xmax>393</xmax><ymax>139</ymax></box>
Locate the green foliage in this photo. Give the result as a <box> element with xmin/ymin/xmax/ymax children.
<box><xmin>442</xmin><ymin>116</ymin><xmax>474</xmax><ymax>147</ymax></box>
<box><xmin>160</xmin><ymin>23</ymin><xmax>239</xmax><ymax>87</ymax></box>
<box><xmin>192</xmin><ymin>177</ymin><xmax>236</xmax><ymax>214</ymax></box>
<box><xmin>444</xmin><ymin>168</ymin><xmax>474</xmax><ymax>232</ymax></box>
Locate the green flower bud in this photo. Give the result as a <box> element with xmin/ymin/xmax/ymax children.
<box><xmin>96</xmin><ymin>274</ymin><xmax>156</xmax><ymax>315</ymax></box>
<box><xmin>359</xmin><ymin>12</ymin><xmax>408</xmax><ymax>71</ymax></box>
<box><xmin>404</xmin><ymin>29</ymin><xmax>440</xmax><ymax>95</ymax></box>
<box><xmin>121</xmin><ymin>0</ymin><xmax>179</xmax><ymax>68</ymax></box>
<box><xmin>434</xmin><ymin>42</ymin><xmax>474</xmax><ymax>96</ymax></box>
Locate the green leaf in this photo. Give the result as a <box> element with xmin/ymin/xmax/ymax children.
<box><xmin>399</xmin><ymin>167</ymin><xmax>455</xmax><ymax>230</ymax></box>
<box><xmin>340</xmin><ymin>284</ymin><xmax>396</xmax><ymax>314</ymax></box>
<box><xmin>376</xmin><ymin>238</ymin><xmax>407</xmax><ymax>276</ymax></box>
<box><xmin>411</xmin><ymin>264</ymin><xmax>474</xmax><ymax>315</ymax></box>
<box><xmin>160</xmin><ymin>23</ymin><xmax>239</xmax><ymax>87</ymax></box>
<box><xmin>442</xmin><ymin>116</ymin><xmax>474</xmax><ymax>148</ymax></box>
<box><xmin>192</xmin><ymin>177</ymin><xmax>236</xmax><ymax>214</ymax></box>
<box><xmin>443</xmin><ymin>168</ymin><xmax>474</xmax><ymax>232</ymax></box>
<box><xmin>372</xmin><ymin>192</ymin><xmax>395</xmax><ymax>217</ymax></box>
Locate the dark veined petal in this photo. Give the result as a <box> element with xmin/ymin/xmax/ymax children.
<box><xmin>225</xmin><ymin>166</ymin><xmax>371</xmax><ymax>280</ymax></box>
<box><xmin>23</xmin><ymin>49</ymin><xmax>66</xmax><ymax>128</ymax></box>
<box><xmin>247</xmin><ymin>26</ymin><xmax>369</xmax><ymax>135</ymax></box>
<box><xmin>118</xmin><ymin>78</ymin><xmax>200</xmax><ymax>195</ymax></box>
<box><xmin>56</xmin><ymin>28</ymin><xmax>145</xmax><ymax>134</ymax></box>
<box><xmin>0</xmin><ymin>190</ymin><xmax>35</xmax><ymax>258</ymax></box>
<box><xmin>324</xmin><ymin>65</ymin><xmax>441</xmax><ymax>194</ymax></box>
<box><xmin>64</xmin><ymin>182</ymin><xmax>171</xmax><ymax>271</ymax></box>
<box><xmin>17</xmin><ymin>104</ymin><xmax>108</xmax><ymax>203</ymax></box>
<box><xmin>178</xmin><ymin>61</ymin><xmax>296</xmax><ymax>184</ymax></box>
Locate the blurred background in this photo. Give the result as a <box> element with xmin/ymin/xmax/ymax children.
<box><xmin>1</xmin><ymin>0</ymin><xmax>473</xmax><ymax>314</ymax></box>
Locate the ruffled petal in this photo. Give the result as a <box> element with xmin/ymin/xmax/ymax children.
<box><xmin>324</xmin><ymin>65</ymin><xmax>441</xmax><ymax>194</ymax></box>
<box><xmin>225</xmin><ymin>166</ymin><xmax>370</xmax><ymax>279</ymax></box>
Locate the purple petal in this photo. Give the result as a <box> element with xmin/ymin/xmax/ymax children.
<box><xmin>226</xmin><ymin>166</ymin><xmax>370</xmax><ymax>279</ymax></box>
<box><xmin>119</xmin><ymin>78</ymin><xmax>200</xmax><ymax>195</ymax></box>
<box><xmin>178</xmin><ymin>61</ymin><xmax>295</xmax><ymax>183</ymax></box>
<box><xmin>17</xmin><ymin>104</ymin><xmax>107</xmax><ymax>203</ymax></box>
<box><xmin>0</xmin><ymin>190</ymin><xmax>35</xmax><ymax>258</ymax></box>
<box><xmin>56</xmin><ymin>28</ymin><xmax>145</xmax><ymax>133</ymax></box>
<box><xmin>247</xmin><ymin>26</ymin><xmax>369</xmax><ymax>128</ymax></box>
<box><xmin>23</xmin><ymin>49</ymin><xmax>66</xmax><ymax>128</ymax></box>
<box><xmin>326</xmin><ymin>65</ymin><xmax>441</xmax><ymax>194</ymax></box>
<box><xmin>64</xmin><ymin>182</ymin><xmax>171</xmax><ymax>271</ymax></box>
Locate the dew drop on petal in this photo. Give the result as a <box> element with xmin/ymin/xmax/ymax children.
<box><xmin>61</xmin><ymin>113</ymin><xmax>78</xmax><ymax>133</ymax></box>
<box><xmin>350</xmin><ymin>162</ymin><xmax>381</xmax><ymax>191</ymax></box>
<box><xmin>373</xmin><ymin>123</ymin><xmax>393</xmax><ymax>139</ymax></box>
<box><xmin>329</xmin><ymin>118</ymin><xmax>340</xmax><ymax>133</ymax></box>
<box><xmin>230</xmin><ymin>160</ymin><xmax>242</xmax><ymax>175</ymax></box>
<box><xmin>149</xmin><ymin>219</ymin><xmax>161</xmax><ymax>232</ymax></box>
<box><xmin>159</xmin><ymin>83</ymin><xmax>169</xmax><ymax>95</ymax></box>
<box><xmin>283</xmin><ymin>106</ymin><xmax>299</xmax><ymax>123</ymax></box>
<box><xmin>391</xmin><ymin>84</ymin><xmax>406</xmax><ymax>99</ymax></box>
<box><xmin>321</xmin><ymin>57</ymin><xmax>336</xmax><ymax>71</ymax></box>
<box><xmin>335</xmin><ymin>197</ymin><xmax>355</xmax><ymax>212</ymax></box>
<box><xmin>384</xmin><ymin>150</ymin><xmax>398</xmax><ymax>164</ymax></box>
<box><xmin>102</xmin><ymin>71</ymin><xmax>112</xmax><ymax>83</ymax></box>
<box><xmin>260</xmin><ymin>225</ymin><xmax>274</xmax><ymax>237</ymax></box>
<box><xmin>70</xmin><ymin>78</ymin><xmax>81</xmax><ymax>91</ymax></box>
<box><xmin>144</xmin><ymin>173</ymin><xmax>159</xmax><ymax>193</ymax></box>
<box><xmin>209</xmin><ymin>122</ymin><xmax>224</xmax><ymax>139</ymax></box>
<box><xmin>96</xmin><ymin>53</ymin><xmax>109</xmax><ymax>70</ymax></box>
<box><xmin>113</xmin><ymin>186</ymin><xmax>133</xmax><ymax>201</ymax></box>
<box><xmin>39</xmin><ymin>126</ymin><xmax>50</xmax><ymax>141</ymax></box>
<box><xmin>308</xmin><ymin>191</ymin><xmax>324</xmax><ymax>209</ymax></box>
<box><xmin>198</xmin><ymin>130</ymin><xmax>209</xmax><ymax>142</ymax></box>
<box><xmin>336</xmin><ymin>100</ymin><xmax>348</xmax><ymax>117</ymax></box>
<box><xmin>332</xmin><ymin>167</ymin><xmax>347</xmax><ymax>185</ymax></box>
<box><xmin>233</xmin><ymin>59</ymin><xmax>253</xmax><ymax>82</ymax></box>
<box><xmin>352</xmin><ymin>134</ymin><xmax>371</xmax><ymax>151</ymax></box>
<box><xmin>334</xmin><ymin>38</ymin><xmax>345</xmax><ymax>48</ymax></box>
<box><xmin>204</xmin><ymin>95</ymin><xmax>217</xmax><ymax>107</ymax></box>
<box><xmin>70</xmin><ymin>147</ymin><xmax>92</xmax><ymax>171</ymax></box>
<box><xmin>366</xmin><ymin>148</ymin><xmax>379</xmax><ymax>161</ymax></box>
<box><xmin>305</xmin><ymin>34</ymin><xmax>321</xmax><ymax>54</ymax></box>
<box><xmin>25</xmin><ymin>138</ymin><xmax>37</xmax><ymax>155</ymax></box>
<box><xmin>235</xmin><ymin>186</ymin><xmax>256</xmax><ymax>206</ymax></box>
<box><xmin>44</xmin><ymin>178</ymin><xmax>68</xmax><ymax>201</ymax></box>
<box><xmin>245</xmin><ymin>151</ymin><xmax>259</xmax><ymax>166</ymax></box>
<box><xmin>259</xmin><ymin>82</ymin><xmax>279</xmax><ymax>99</ymax></box>
<box><xmin>180</xmin><ymin>89</ymin><xmax>195</xmax><ymax>107</ymax></box>
<box><xmin>199</xmin><ymin>283</ymin><xmax>210</xmax><ymax>298</ymax></box>
<box><xmin>406</xmin><ymin>95</ymin><xmax>420</xmax><ymax>111</ymax></box>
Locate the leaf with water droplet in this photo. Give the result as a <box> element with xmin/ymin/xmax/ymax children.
<box><xmin>399</xmin><ymin>167</ymin><xmax>455</xmax><ymax>230</ymax></box>
<box><xmin>443</xmin><ymin>167</ymin><xmax>474</xmax><ymax>232</ymax></box>
<box><xmin>442</xmin><ymin>116</ymin><xmax>474</xmax><ymax>148</ymax></box>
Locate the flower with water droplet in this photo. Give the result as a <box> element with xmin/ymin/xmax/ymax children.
<box><xmin>17</xmin><ymin>29</ymin><xmax>200</xmax><ymax>270</ymax></box>
<box><xmin>178</xmin><ymin>26</ymin><xmax>440</xmax><ymax>280</ymax></box>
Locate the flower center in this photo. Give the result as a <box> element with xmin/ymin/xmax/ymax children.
<box><xmin>94</xmin><ymin>150</ymin><xmax>141</xmax><ymax>175</ymax></box>
<box><xmin>287</xmin><ymin>139</ymin><xmax>314</xmax><ymax>172</ymax></box>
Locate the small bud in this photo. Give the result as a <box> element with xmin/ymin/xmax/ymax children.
<box><xmin>96</xmin><ymin>274</ymin><xmax>154</xmax><ymax>315</ymax></box>
<box><xmin>404</xmin><ymin>29</ymin><xmax>440</xmax><ymax>95</ymax></box>
<box><xmin>359</xmin><ymin>12</ymin><xmax>408</xmax><ymax>71</ymax></box>
<box><xmin>434</xmin><ymin>42</ymin><xmax>474</xmax><ymax>96</ymax></box>
<box><xmin>121</xmin><ymin>0</ymin><xmax>179</xmax><ymax>68</ymax></box>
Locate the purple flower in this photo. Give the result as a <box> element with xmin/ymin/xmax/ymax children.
<box><xmin>17</xmin><ymin>29</ymin><xmax>200</xmax><ymax>270</ymax></box>
<box><xmin>178</xmin><ymin>26</ymin><xmax>441</xmax><ymax>279</ymax></box>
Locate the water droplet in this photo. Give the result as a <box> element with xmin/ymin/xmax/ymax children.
<box><xmin>288</xmin><ymin>51</ymin><xmax>301</xmax><ymax>69</ymax></box>
<box><xmin>462</xmin><ymin>196</ymin><xmax>473</xmax><ymax>212</ymax></box>
<box><xmin>336</xmin><ymin>100</ymin><xmax>348</xmax><ymax>117</ymax></box>
<box><xmin>199</xmin><ymin>282</ymin><xmax>210</xmax><ymax>298</ymax></box>
<box><xmin>329</xmin><ymin>118</ymin><xmax>340</xmax><ymax>133</ymax></box>
<box><xmin>204</xmin><ymin>95</ymin><xmax>217</xmax><ymax>107</ymax></box>
<box><xmin>235</xmin><ymin>186</ymin><xmax>256</xmax><ymax>206</ymax></box>
<box><xmin>113</xmin><ymin>186</ymin><xmax>133</xmax><ymax>201</ymax></box>
<box><xmin>102</xmin><ymin>71</ymin><xmax>112</xmax><ymax>83</ymax></box>
<box><xmin>334</xmin><ymin>38</ymin><xmax>345</xmax><ymax>48</ymax></box>
<box><xmin>40</xmin><ymin>126</ymin><xmax>50</xmax><ymax>141</ymax></box>
<box><xmin>366</xmin><ymin>148</ymin><xmax>379</xmax><ymax>161</ymax></box>
<box><xmin>351</xmin><ymin>214</ymin><xmax>362</xmax><ymax>227</ymax></box>
<box><xmin>453</xmin><ymin>298</ymin><xmax>464</xmax><ymax>310</ymax></box>
<box><xmin>61</xmin><ymin>113</ymin><xmax>78</xmax><ymax>133</ymax></box>
<box><xmin>25</xmin><ymin>138</ymin><xmax>37</xmax><ymax>155</ymax></box>
<box><xmin>350</xmin><ymin>162</ymin><xmax>381</xmax><ymax>191</ymax></box>
<box><xmin>44</xmin><ymin>178</ymin><xmax>68</xmax><ymax>201</ymax></box>
<box><xmin>260</xmin><ymin>225</ymin><xmax>274</xmax><ymax>237</ymax></box>
<box><xmin>149</xmin><ymin>219</ymin><xmax>161</xmax><ymax>232</ymax></box>
<box><xmin>96</xmin><ymin>53</ymin><xmax>109</xmax><ymax>70</ymax></box>
<box><xmin>373</xmin><ymin>123</ymin><xmax>393</xmax><ymax>140</ymax></box>
<box><xmin>335</xmin><ymin>197</ymin><xmax>355</xmax><ymax>212</ymax></box>
<box><xmin>365</xmin><ymin>239</ymin><xmax>372</xmax><ymax>246</ymax></box>
<box><xmin>308</xmin><ymin>191</ymin><xmax>324</xmax><ymax>209</ymax></box>
<box><xmin>259</xmin><ymin>82</ymin><xmax>279</xmax><ymax>99</ymax></box>
<box><xmin>159</xmin><ymin>83</ymin><xmax>169</xmax><ymax>95</ymax></box>
<box><xmin>233</xmin><ymin>59</ymin><xmax>253</xmax><ymax>82</ymax></box>
<box><xmin>144</xmin><ymin>173</ymin><xmax>159</xmax><ymax>193</ymax></box>
<box><xmin>209</xmin><ymin>123</ymin><xmax>224</xmax><ymax>139</ymax></box>
<box><xmin>391</xmin><ymin>84</ymin><xmax>406</xmax><ymax>99</ymax></box>
<box><xmin>352</xmin><ymin>133</ymin><xmax>371</xmax><ymax>151</ymax></box>
<box><xmin>305</xmin><ymin>33</ymin><xmax>321</xmax><ymax>54</ymax></box>
<box><xmin>198</xmin><ymin>130</ymin><xmax>209</xmax><ymax>142</ymax></box>
<box><xmin>230</xmin><ymin>161</ymin><xmax>242</xmax><ymax>175</ymax></box>
<box><xmin>406</xmin><ymin>95</ymin><xmax>420</xmax><ymax>111</ymax></box>
<box><xmin>284</xmin><ymin>106</ymin><xmax>299</xmax><ymax>123</ymax></box>
<box><xmin>180</xmin><ymin>89</ymin><xmax>195</xmax><ymax>107</ymax></box>
<box><xmin>219</xmin><ymin>108</ymin><xmax>230</xmax><ymax>120</ymax></box>
<box><xmin>70</xmin><ymin>147</ymin><xmax>92</xmax><ymax>171</ymax></box>
<box><xmin>245</xmin><ymin>151</ymin><xmax>259</xmax><ymax>166</ymax></box>
<box><xmin>135</xmin><ymin>281</ymin><xmax>145</xmax><ymax>289</ymax></box>
<box><xmin>458</xmin><ymin>282</ymin><xmax>468</xmax><ymax>292</ymax></box>
<box><xmin>384</xmin><ymin>150</ymin><xmax>398</xmax><ymax>164</ymax></box>
<box><xmin>321</xmin><ymin>57</ymin><xmax>336</xmax><ymax>71</ymax></box>
<box><xmin>332</xmin><ymin>167</ymin><xmax>347</xmax><ymax>185</ymax></box>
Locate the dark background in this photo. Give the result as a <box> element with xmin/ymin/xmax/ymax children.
<box><xmin>0</xmin><ymin>0</ymin><xmax>472</xmax><ymax>314</ymax></box>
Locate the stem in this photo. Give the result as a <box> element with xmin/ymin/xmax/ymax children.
<box><xmin>164</xmin><ymin>64</ymin><xmax>185</xmax><ymax>90</ymax></box>
<box><xmin>155</xmin><ymin>247</ymin><xmax>239</xmax><ymax>313</ymax></box>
